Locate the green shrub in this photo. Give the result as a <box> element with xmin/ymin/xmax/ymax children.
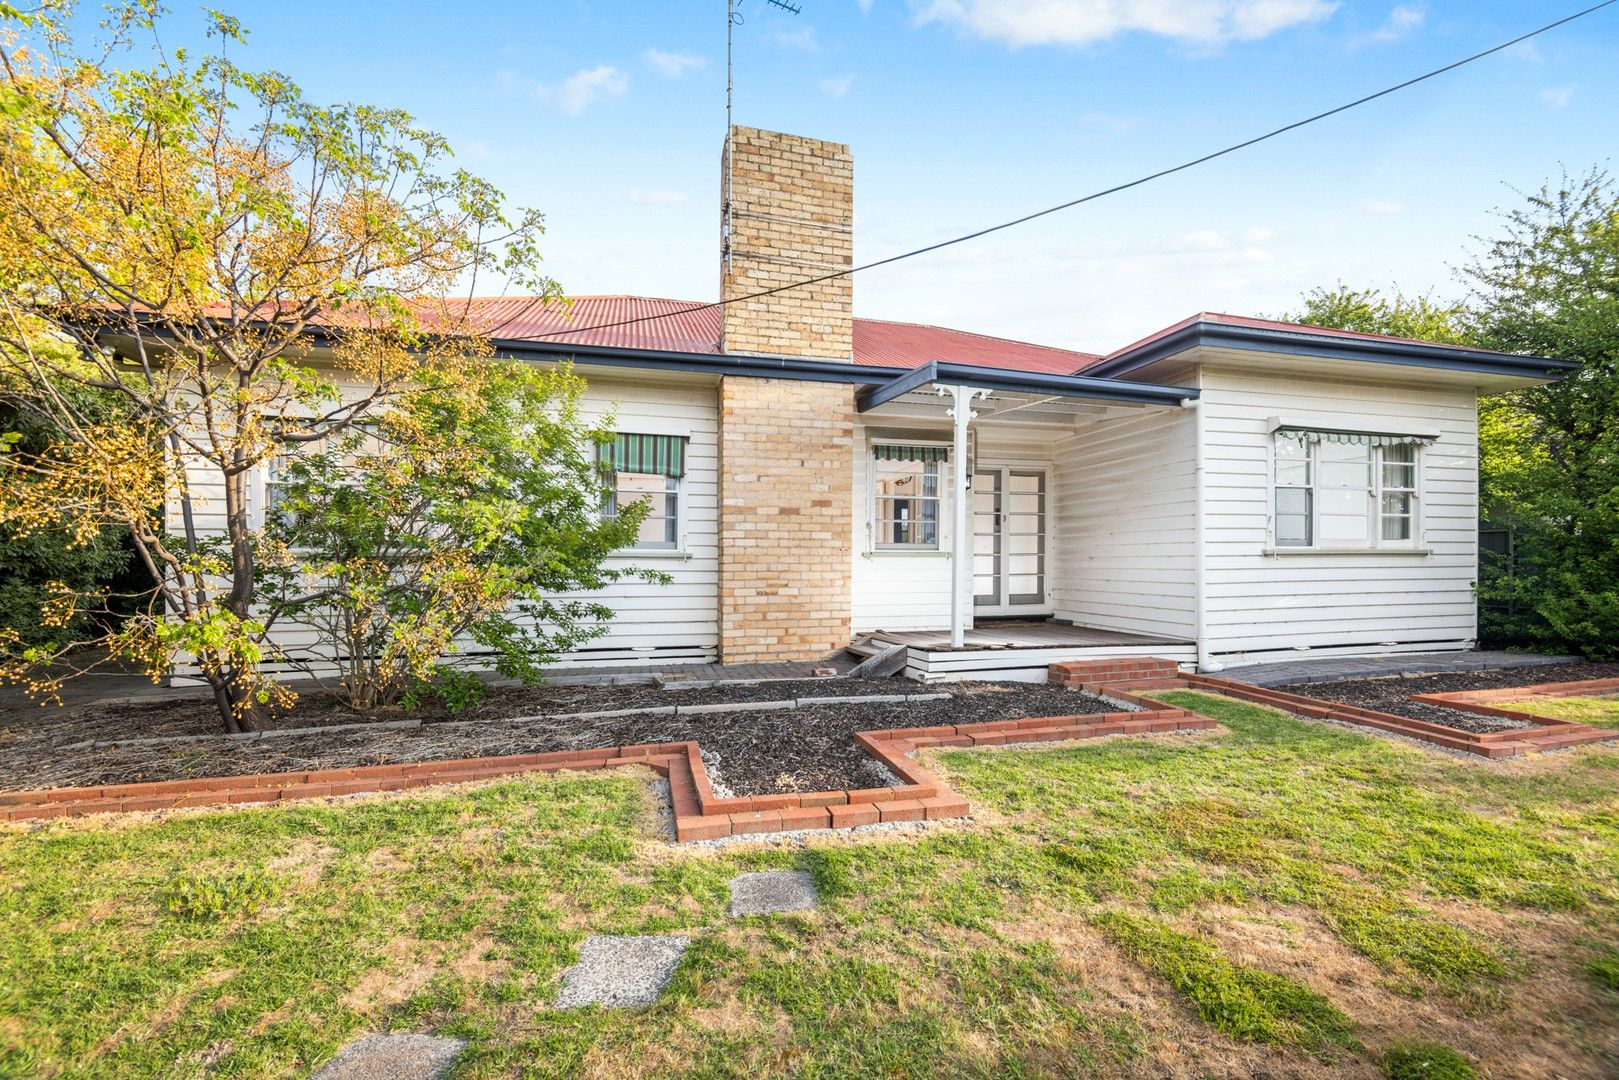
<box><xmin>401</xmin><ymin>666</ymin><xmax>487</xmax><ymax>714</ymax></box>
<box><xmin>164</xmin><ymin>867</ymin><xmax>277</xmax><ymax>919</ymax></box>
<box><xmin>1382</xmin><ymin>1042</ymin><xmax>1476</xmax><ymax>1080</ymax></box>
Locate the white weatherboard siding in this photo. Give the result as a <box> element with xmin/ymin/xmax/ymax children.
<box><xmin>1196</xmin><ymin>365</ymin><xmax>1479</xmax><ymax>664</ymax></box>
<box><xmin>174</xmin><ymin>369</ymin><xmax>720</xmax><ymax>675</ymax></box>
<box><xmin>1050</xmin><ymin>407</ymin><xmax>1198</xmax><ymax>640</ymax></box>
<box><xmin>548</xmin><ymin>373</ymin><xmax>719</xmax><ymax>664</ymax></box>
<box><xmin>850</xmin><ymin>420</ymin><xmax>1059</xmax><ymax>633</ymax></box>
<box><xmin>851</xmin><ymin>416</ymin><xmax>954</xmax><ymax>633</ymax></box>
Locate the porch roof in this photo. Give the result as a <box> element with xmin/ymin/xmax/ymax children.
<box><xmin>855</xmin><ymin>359</ymin><xmax>1197</xmax><ymax>425</ymax></box>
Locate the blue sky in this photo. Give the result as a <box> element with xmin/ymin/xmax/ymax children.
<box><xmin>112</xmin><ymin>1</ymin><xmax>1619</xmax><ymax>351</ymax></box>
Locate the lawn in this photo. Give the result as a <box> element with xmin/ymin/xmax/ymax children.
<box><xmin>2</xmin><ymin>691</ymin><xmax>1617</xmax><ymax>1079</ymax></box>
<box><xmin>1498</xmin><ymin>694</ymin><xmax>1619</xmax><ymax>730</ymax></box>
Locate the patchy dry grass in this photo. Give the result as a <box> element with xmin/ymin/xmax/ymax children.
<box><xmin>2</xmin><ymin>691</ymin><xmax>1617</xmax><ymax>1077</ymax></box>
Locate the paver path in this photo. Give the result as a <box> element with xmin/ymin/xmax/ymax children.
<box><xmin>310</xmin><ymin>1034</ymin><xmax>465</xmax><ymax>1080</ymax></box>
<box><xmin>554</xmin><ymin>934</ymin><xmax>690</xmax><ymax>1009</ymax></box>
<box><xmin>729</xmin><ymin>870</ymin><xmax>819</xmax><ymax>916</ymax></box>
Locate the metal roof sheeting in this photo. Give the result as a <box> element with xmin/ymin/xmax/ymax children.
<box><xmin>458</xmin><ymin>295</ymin><xmax>1102</xmax><ymax>376</ymax></box>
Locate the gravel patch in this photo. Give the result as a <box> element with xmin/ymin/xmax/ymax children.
<box><xmin>554</xmin><ymin>935</ymin><xmax>689</xmax><ymax>1009</ymax></box>
<box><xmin>1275</xmin><ymin>662</ymin><xmax>1619</xmax><ymax>734</ymax></box>
<box><xmin>310</xmin><ymin>1034</ymin><xmax>465</xmax><ymax>1080</ymax></box>
<box><xmin>729</xmin><ymin>871</ymin><xmax>819</xmax><ymax>916</ymax></box>
<box><xmin>2</xmin><ymin>681</ymin><xmax>1122</xmax><ymax>797</ymax></box>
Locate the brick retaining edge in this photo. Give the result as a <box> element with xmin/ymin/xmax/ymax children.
<box><xmin>0</xmin><ymin>681</ymin><xmax>1216</xmax><ymax>840</ymax></box>
<box><xmin>1140</xmin><ymin>670</ymin><xmax>1617</xmax><ymax>759</ymax></box>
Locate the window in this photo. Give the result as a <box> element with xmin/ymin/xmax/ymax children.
<box><xmin>1272</xmin><ymin>429</ymin><xmax>1428</xmax><ymax>550</ymax></box>
<box><xmin>599</xmin><ymin>433</ymin><xmax>686</xmax><ymax>551</ymax></box>
<box><xmin>872</xmin><ymin>443</ymin><xmax>946</xmax><ymax>550</ymax></box>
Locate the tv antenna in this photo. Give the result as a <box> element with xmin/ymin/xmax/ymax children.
<box><xmin>725</xmin><ymin>0</ymin><xmax>803</xmax><ymax>274</ymax></box>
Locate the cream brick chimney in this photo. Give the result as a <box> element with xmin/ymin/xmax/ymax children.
<box><xmin>715</xmin><ymin>126</ymin><xmax>856</xmax><ymax>663</ymax></box>
<box><xmin>720</xmin><ymin>126</ymin><xmax>854</xmax><ymax>359</ymax></box>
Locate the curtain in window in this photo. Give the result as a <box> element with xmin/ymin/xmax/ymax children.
<box><xmin>599</xmin><ymin>433</ymin><xmax>686</xmax><ymax>477</ymax></box>
<box><xmin>873</xmin><ymin>443</ymin><xmax>949</xmax><ymax>463</ymax></box>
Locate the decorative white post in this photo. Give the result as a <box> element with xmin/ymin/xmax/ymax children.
<box><xmin>941</xmin><ymin>385</ymin><xmax>988</xmax><ymax>649</ymax></box>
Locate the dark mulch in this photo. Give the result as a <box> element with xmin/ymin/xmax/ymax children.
<box><xmin>0</xmin><ymin>677</ymin><xmax>905</xmax><ymax>745</ymax></box>
<box><xmin>0</xmin><ymin>680</ymin><xmax>1131</xmax><ymax>798</ymax></box>
<box><xmin>1277</xmin><ymin>662</ymin><xmax>1619</xmax><ymax>735</ymax></box>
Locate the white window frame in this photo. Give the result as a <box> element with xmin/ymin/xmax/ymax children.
<box><xmin>868</xmin><ymin>440</ymin><xmax>950</xmax><ymax>553</ymax></box>
<box><xmin>598</xmin><ymin>434</ymin><xmax>689</xmax><ymax>555</ymax></box>
<box><xmin>1269</xmin><ymin>431</ymin><xmax>1424</xmax><ymax>552</ymax></box>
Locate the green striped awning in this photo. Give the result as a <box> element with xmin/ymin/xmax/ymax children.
<box><xmin>600</xmin><ymin>433</ymin><xmax>686</xmax><ymax>477</ymax></box>
<box><xmin>873</xmin><ymin>443</ymin><xmax>949</xmax><ymax>464</ymax></box>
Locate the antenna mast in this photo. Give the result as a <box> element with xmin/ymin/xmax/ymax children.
<box><xmin>723</xmin><ymin>0</ymin><xmax>801</xmax><ymax>275</ymax></box>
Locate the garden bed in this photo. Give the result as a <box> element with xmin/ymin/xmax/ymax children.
<box><xmin>1276</xmin><ymin>661</ymin><xmax>1619</xmax><ymax>734</ymax></box>
<box><xmin>0</xmin><ymin>679</ymin><xmax>1130</xmax><ymax>798</ymax></box>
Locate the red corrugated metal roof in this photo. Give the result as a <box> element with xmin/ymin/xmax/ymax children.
<box><xmin>465</xmin><ymin>295</ymin><xmax>1101</xmax><ymax>375</ymax></box>
<box><xmin>1098</xmin><ymin>310</ymin><xmax>1499</xmax><ymax>363</ymax></box>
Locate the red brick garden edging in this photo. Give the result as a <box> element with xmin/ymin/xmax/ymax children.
<box><xmin>1120</xmin><ymin>670</ymin><xmax>1619</xmax><ymax>759</ymax></box>
<box><xmin>0</xmin><ymin>666</ymin><xmax>1215</xmax><ymax>839</ymax></box>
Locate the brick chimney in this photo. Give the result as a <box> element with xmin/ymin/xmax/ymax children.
<box><xmin>715</xmin><ymin>126</ymin><xmax>855</xmax><ymax>663</ymax></box>
<box><xmin>720</xmin><ymin>126</ymin><xmax>854</xmax><ymax>359</ymax></box>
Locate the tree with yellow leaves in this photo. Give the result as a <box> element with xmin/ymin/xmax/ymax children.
<box><xmin>0</xmin><ymin>3</ymin><xmax>559</xmax><ymax>731</ymax></box>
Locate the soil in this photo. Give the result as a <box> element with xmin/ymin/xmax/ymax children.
<box><xmin>0</xmin><ymin>679</ymin><xmax>1129</xmax><ymax>798</ymax></box>
<box><xmin>1277</xmin><ymin>661</ymin><xmax>1619</xmax><ymax>734</ymax></box>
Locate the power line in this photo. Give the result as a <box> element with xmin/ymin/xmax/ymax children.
<box><xmin>532</xmin><ymin>0</ymin><xmax>1616</xmax><ymax>342</ymax></box>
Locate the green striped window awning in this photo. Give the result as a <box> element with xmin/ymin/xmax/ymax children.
<box><xmin>1275</xmin><ymin>427</ymin><xmax>1437</xmax><ymax>448</ymax></box>
<box><xmin>600</xmin><ymin>433</ymin><xmax>687</xmax><ymax>477</ymax></box>
<box><xmin>873</xmin><ymin>443</ymin><xmax>949</xmax><ymax>464</ymax></box>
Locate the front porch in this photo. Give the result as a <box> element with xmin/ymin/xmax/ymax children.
<box><xmin>855</xmin><ymin>620</ymin><xmax>1197</xmax><ymax>683</ymax></box>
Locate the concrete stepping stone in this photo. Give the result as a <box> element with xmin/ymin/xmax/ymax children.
<box><xmin>554</xmin><ymin>934</ymin><xmax>689</xmax><ymax>1009</ymax></box>
<box><xmin>729</xmin><ymin>870</ymin><xmax>819</xmax><ymax>916</ymax></box>
<box><xmin>311</xmin><ymin>1033</ymin><xmax>465</xmax><ymax>1080</ymax></box>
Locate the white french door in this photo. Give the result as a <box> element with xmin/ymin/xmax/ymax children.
<box><xmin>971</xmin><ymin>466</ymin><xmax>1049</xmax><ymax>614</ymax></box>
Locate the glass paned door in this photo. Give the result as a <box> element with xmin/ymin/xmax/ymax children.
<box><xmin>972</xmin><ymin>467</ymin><xmax>1047</xmax><ymax>610</ymax></box>
<box><xmin>972</xmin><ymin>469</ymin><xmax>1002</xmax><ymax>605</ymax></box>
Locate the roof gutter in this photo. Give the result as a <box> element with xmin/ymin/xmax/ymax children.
<box><xmin>856</xmin><ymin>360</ymin><xmax>1197</xmax><ymax>413</ymax></box>
<box><xmin>487</xmin><ymin>336</ymin><xmax>907</xmax><ymax>385</ymax></box>
<box><xmin>1083</xmin><ymin>322</ymin><xmax>1580</xmax><ymax>382</ymax></box>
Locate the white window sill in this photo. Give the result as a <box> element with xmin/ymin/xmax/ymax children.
<box><xmin>610</xmin><ymin>549</ymin><xmax>692</xmax><ymax>560</ymax></box>
<box><xmin>1263</xmin><ymin>546</ymin><xmax>1430</xmax><ymax>557</ymax></box>
<box><xmin>865</xmin><ymin>549</ymin><xmax>952</xmax><ymax>558</ymax></box>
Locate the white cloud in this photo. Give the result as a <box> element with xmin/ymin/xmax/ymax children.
<box><xmin>1079</xmin><ymin>110</ymin><xmax>1139</xmax><ymax>132</ymax></box>
<box><xmin>912</xmin><ymin>0</ymin><xmax>1338</xmax><ymax>48</ymax></box>
<box><xmin>536</xmin><ymin>64</ymin><xmax>629</xmax><ymax>116</ymax></box>
<box><xmin>859</xmin><ymin>0</ymin><xmax>877</xmax><ymax>11</ymax></box>
<box><xmin>774</xmin><ymin>25</ymin><xmax>819</xmax><ymax>50</ymax></box>
<box><xmin>1541</xmin><ymin>85</ymin><xmax>1574</xmax><ymax>108</ymax></box>
<box><xmin>628</xmin><ymin>189</ymin><xmax>689</xmax><ymax>205</ymax></box>
<box><xmin>643</xmin><ymin>49</ymin><xmax>705</xmax><ymax>77</ymax></box>
<box><xmin>820</xmin><ymin>73</ymin><xmax>856</xmax><ymax>97</ymax></box>
<box><xmin>1353</xmin><ymin>3</ymin><xmax>1423</xmax><ymax>45</ymax></box>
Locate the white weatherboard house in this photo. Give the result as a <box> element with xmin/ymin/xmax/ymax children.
<box><xmin>172</xmin><ymin>127</ymin><xmax>1575</xmax><ymax>682</ymax></box>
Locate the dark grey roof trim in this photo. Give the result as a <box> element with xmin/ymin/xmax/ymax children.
<box><xmin>1083</xmin><ymin>321</ymin><xmax>1580</xmax><ymax>381</ymax></box>
<box><xmin>488</xmin><ymin>336</ymin><xmax>901</xmax><ymax>385</ymax></box>
<box><xmin>856</xmin><ymin>360</ymin><xmax>1197</xmax><ymax>413</ymax></box>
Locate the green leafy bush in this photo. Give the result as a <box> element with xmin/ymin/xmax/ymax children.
<box><xmin>1382</xmin><ymin>1042</ymin><xmax>1476</xmax><ymax>1080</ymax></box>
<box><xmin>164</xmin><ymin>868</ymin><xmax>277</xmax><ymax>920</ymax></box>
<box><xmin>401</xmin><ymin>666</ymin><xmax>487</xmax><ymax>714</ymax></box>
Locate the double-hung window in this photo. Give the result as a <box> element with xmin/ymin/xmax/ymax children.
<box><xmin>1272</xmin><ymin>428</ymin><xmax>1429</xmax><ymax>550</ymax></box>
<box><xmin>599</xmin><ymin>433</ymin><xmax>687</xmax><ymax>551</ymax></box>
<box><xmin>872</xmin><ymin>443</ymin><xmax>946</xmax><ymax>550</ymax></box>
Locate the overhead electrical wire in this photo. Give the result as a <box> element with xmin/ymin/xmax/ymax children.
<box><xmin>528</xmin><ymin>1</ymin><xmax>1616</xmax><ymax>342</ymax></box>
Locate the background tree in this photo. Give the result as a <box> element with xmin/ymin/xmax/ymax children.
<box><xmin>0</xmin><ymin>3</ymin><xmax>556</xmax><ymax>730</ymax></box>
<box><xmin>1461</xmin><ymin>170</ymin><xmax>1619</xmax><ymax>657</ymax></box>
<box><xmin>256</xmin><ymin>362</ymin><xmax>663</xmax><ymax>712</ymax></box>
